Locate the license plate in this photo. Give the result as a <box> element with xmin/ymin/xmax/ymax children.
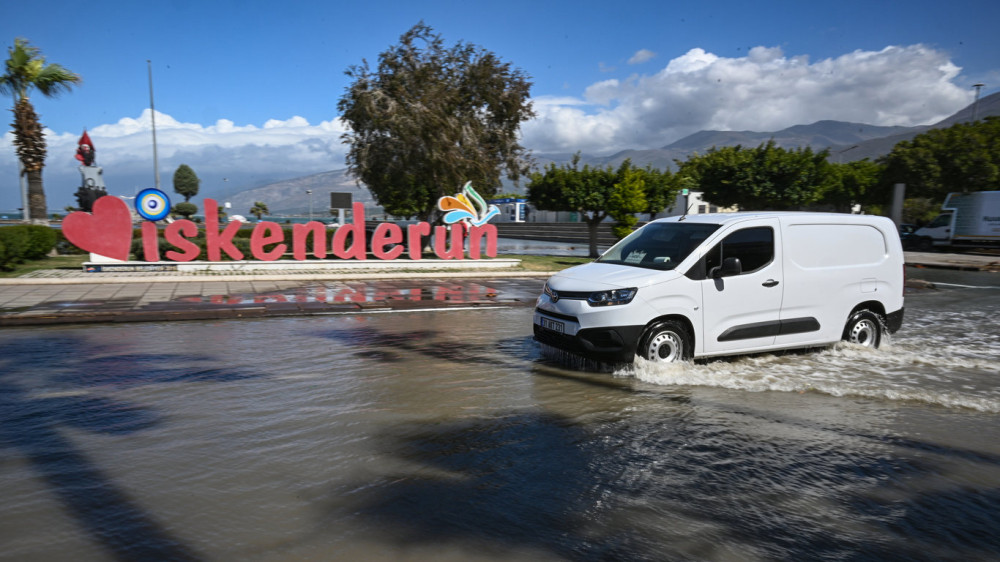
<box><xmin>540</xmin><ymin>317</ymin><xmax>565</xmax><ymax>334</ymax></box>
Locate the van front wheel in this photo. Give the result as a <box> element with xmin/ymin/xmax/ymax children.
<box><xmin>640</xmin><ymin>321</ymin><xmax>692</xmax><ymax>363</ymax></box>
<box><xmin>843</xmin><ymin>310</ymin><xmax>884</xmax><ymax>348</ymax></box>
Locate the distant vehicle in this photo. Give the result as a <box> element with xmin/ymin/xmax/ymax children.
<box><xmin>534</xmin><ymin>212</ymin><xmax>905</xmax><ymax>364</ymax></box>
<box><xmin>898</xmin><ymin>223</ymin><xmax>922</xmax><ymax>250</ymax></box>
<box><xmin>914</xmin><ymin>191</ymin><xmax>1000</xmax><ymax>250</ymax></box>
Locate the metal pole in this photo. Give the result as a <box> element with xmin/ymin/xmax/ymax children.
<box><xmin>306</xmin><ymin>190</ymin><xmax>313</xmax><ymax>221</ymax></box>
<box><xmin>147</xmin><ymin>60</ymin><xmax>160</xmax><ymax>190</ymax></box>
<box><xmin>971</xmin><ymin>83</ymin><xmax>985</xmax><ymax>122</ymax></box>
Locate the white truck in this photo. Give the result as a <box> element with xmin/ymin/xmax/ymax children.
<box><xmin>534</xmin><ymin>212</ymin><xmax>905</xmax><ymax>364</ymax></box>
<box><xmin>914</xmin><ymin>191</ymin><xmax>1000</xmax><ymax>250</ymax></box>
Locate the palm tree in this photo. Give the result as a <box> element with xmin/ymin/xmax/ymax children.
<box><xmin>249</xmin><ymin>201</ymin><xmax>270</xmax><ymax>221</ymax></box>
<box><xmin>1</xmin><ymin>38</ymin><xmax>81</xmax><ymax>224</ymax></box>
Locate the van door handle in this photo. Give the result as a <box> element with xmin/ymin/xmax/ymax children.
<box><xmin>762</xmin><ymin>279</ymin><xmax>780</xmax><ymax>287</ymax></box>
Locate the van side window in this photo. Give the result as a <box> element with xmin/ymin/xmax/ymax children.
<box><xmin>705</xmin><ymin>227</ymin><xmax>774</xmax><ymax>274</ymax></box>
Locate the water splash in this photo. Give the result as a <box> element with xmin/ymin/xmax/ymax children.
<box><xmin>616</xmin><ymin>341</ymin><xmax>1000</xmax><ymax>413</ymax></box>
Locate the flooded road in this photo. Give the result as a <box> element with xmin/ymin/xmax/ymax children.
<box><xmin>1</xmin><ymin>269</ymin><xmax>998</xmax><ymax>561</ymax></box>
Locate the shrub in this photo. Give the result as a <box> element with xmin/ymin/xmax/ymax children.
<box><xmin>0</xmin><ymin>226</ymin><xmax>31</xmax><ymax>269</ymax></box>
<box><xmin>23</xmin><ymin>225</ymin><xmax>58</xmax><ymax>259</ymax></box>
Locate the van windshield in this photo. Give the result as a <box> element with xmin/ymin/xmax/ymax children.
<box><xmin>596</xmin><ymin>222</ymin><xmax>721</xmax><ymax>270</ymax></box>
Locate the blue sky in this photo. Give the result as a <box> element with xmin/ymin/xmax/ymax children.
<box><xmin>2</xmin><ymin>0</ymin><xmax>998</xmax><ymax>210</ymax></box>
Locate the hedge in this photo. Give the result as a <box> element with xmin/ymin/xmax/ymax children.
<box><xmin>0</xmin><ymin>225</ymin><xmax>59</xmax><ymax>270</ymax></box>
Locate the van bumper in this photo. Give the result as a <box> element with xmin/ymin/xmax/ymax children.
<box><xmin>533</xmin><ymin>315</ymin><xmax>644</xmax><ymax>363</ymax></box>
<box><xmin>886</xmin><ymin>307</ymin><xmax>904</xmax><ymax>333</ymax></box>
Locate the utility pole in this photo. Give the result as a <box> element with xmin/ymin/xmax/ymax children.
<box><xmin>147</xmin><ymin>60</ymin><xmax>160</xmax><ymax>190</ymax></box>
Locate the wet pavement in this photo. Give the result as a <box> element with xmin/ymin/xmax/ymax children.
<box><xmin>0</xmin><ymin>274</ymin><xmax>547</xmax><ymax>326</ymax></box>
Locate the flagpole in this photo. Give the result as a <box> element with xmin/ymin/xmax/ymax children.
<box><xmin>147</xmin><ymin>60</ymin><xmax>160</xmax><ymax>190</ymax></box>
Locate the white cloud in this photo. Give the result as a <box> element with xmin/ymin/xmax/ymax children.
<box><xmin>0</xmin><ymin>110</ymin><xmax>350</xmax><ymax>210</ymax></box>
<box><xmin>521</xmin><ymin>44</ymin><xmax>974</xmax><ymax>155</ymax></box>
<box><xmin>628</xmin><ymin>49</ymin><xmax>656</xmax><ymax>65</ymax></box>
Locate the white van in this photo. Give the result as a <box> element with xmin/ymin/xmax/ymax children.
<box><xmin>533</xmin><ymin>212</ymin><xmax>905</xmax><ymax>363</ymax></box>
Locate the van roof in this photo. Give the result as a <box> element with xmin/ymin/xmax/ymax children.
<box><xmin>653</xmin><ymin>211</ymin><xmax>893</xmax><ymax>227</ymax></box>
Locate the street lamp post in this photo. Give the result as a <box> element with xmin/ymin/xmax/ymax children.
<box><xmin>306</xmin><ymin>190</ymin><xmax>313</xmax><ymax>221</ymax></box>
<box><xmin>972</xmin><ymin>83</ymin><xmax>985</xmax><ymax>121</ymax></box>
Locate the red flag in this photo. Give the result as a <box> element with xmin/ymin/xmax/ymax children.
<box><xmin>76</xmin><ymin>129</ymin><xmax>96</xmax><ymax>165</ymax></box>
<box><xmin>78</xmin><ymin>129</ymin><xmax>94</xmax><ymax>149</ymax></box>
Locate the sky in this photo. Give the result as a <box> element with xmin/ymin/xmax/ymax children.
<box><xmin>2</xmin><ymin>0</ymin><xmax>999</xmax><ymax>211</ymax></box>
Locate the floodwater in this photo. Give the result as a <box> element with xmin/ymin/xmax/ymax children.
<box><xmin>1</xmin><ymin>269</ymin><xmax>998</xmax><ymax>561</ymax></box>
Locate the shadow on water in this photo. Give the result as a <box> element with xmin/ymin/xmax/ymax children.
<box><xmin>314</xmin><ymin>326</ymin><xmax>538</xmax><ymax>369</ymax></box>
<box><xmin>0</xmin><ymin>334</ymin><xmax>267</xmax><ymax>562</ymax></box>
<box><xmin>347</xmin><ymin>412</ymin><xmax>652</xmax><ymax>561</ymax></box>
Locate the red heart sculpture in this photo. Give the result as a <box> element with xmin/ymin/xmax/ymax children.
<box><xmin>63</xmin><ymin>196</ymin><xmax>134</xmax><ymax>261</ymax></box>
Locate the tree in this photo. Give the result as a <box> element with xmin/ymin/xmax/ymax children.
<box><xmin>641</xmin><ymin>165</ymin><xmax>681</xmax><ymax>220</ymax></box>
<box><xmin>607</xmin><ymin>165</ymin><xmax>647</xmax><ymax>239</ymax></box>
<box><xmin>249</xmin><ymin>201</ymin><xmax>270</xmax><ymax>221</ymax></box>
<box><xmin>173</xmin><ymin>164</ymin><xmax>200</xmax><ymax>202</ymax></box>
<box><xmin>338</xmin><ymin>22</ymin><xmax>535</xmax><ymax>221</ymax></box>
<box><xmin>679</xmin><ymin>141</ymin><xmax>836</xmax><ymax>210</ymax></box>
<box><xmin>821</xmin><ymin>159</ymin><xmax>883</xmax><ymax>213</ymax></box>
<box><xmin>527</xmin><ymin>154</ymin><xmax>620</xmax><ymax>258</ymax></box>
<box><xmin>1</xmin><ymin>38</ymin><xmax>81</xmax><ymax>224</ymax></box>
<box><xmin>173</xmin><ymin>202</ymin><xmax>197</xmax><ymax>220</ymax></box>
<box><xmin>879</xmin><ymin>116</ymin><xmax>1000</xmax><ymax>201</ymax></box>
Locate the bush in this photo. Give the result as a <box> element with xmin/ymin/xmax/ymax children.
<box><xmin>23</xmin><ymin>225</ymin><xmax>58</xmax><ymax>259</ymax></box>
<box><xmin>0</xmin><ymin>226</ymin><xmax>31</xmax><ymax>270</ymax></box>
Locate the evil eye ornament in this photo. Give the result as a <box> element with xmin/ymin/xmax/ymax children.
<box><xmin>135</xmin><ymin>188</ymin><xmax>171</xmax><ymax>221</ymax></box>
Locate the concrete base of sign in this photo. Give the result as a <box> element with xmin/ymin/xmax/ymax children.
<box><xmin>83</xmin><ymin>258</ymin><xmax>522</xmax><ymax>274</ymax></box>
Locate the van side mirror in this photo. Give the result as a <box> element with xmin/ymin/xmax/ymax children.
<box><xmin>711</xmin><ymin>257</ymin><xmax>742</xmax><ymax>278</ymax></box>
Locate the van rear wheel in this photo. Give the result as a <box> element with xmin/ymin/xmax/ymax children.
<box><xmin>843</xmin><ymin>310</ymin><xmax>884</xmax><ymax>348</ymax></box>
<box><xmin>640</xmin><ymin>320</ymin><xmax>692</xmax><ymax>363</ymax></box>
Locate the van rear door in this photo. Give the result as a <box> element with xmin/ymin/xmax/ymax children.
<box><xmin>699</xmin><ymin>220</ymin><xmax>784</xmax><ymax>355</ymax></box>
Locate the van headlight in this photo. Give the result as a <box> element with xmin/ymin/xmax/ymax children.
<box><xmin>587</xmin><ymin>288</ymin><xmax>637</xmax><ymax>307</ymax></box>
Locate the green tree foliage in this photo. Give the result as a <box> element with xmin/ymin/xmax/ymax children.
<box><xmin>821</xmin><ymin>160</ymin><xmax>883</xmax><ymax>213</ymax></box>
<box><xmin>338</xmin><ymin>22</ymin><xmax>535</xmax><ymax>221</ymax></box>
<box><xmin>173</xmin><ymin>201</ymin><xmax>198</xmax><ymax>220</ymax></box>
<box><xmin>879</xmin><ymin>116</ymin><xmax>1000</xmax><ymax>201</ymax></box>
<box><xmin>172</xmin><ymin>164</ymin><xmax>200</xmax><ymax>202</ymax></box>
<box><xmin>249</xmin><ymin>201</ymin><xmax>270</xmax><ymax>220</ymax></box>
<box><xmin>608</xmin><ymin>165</ymin><xmax>647</xmax><ymax>239</ymax></box>
<box><xmin>641</xmin><ymin>165</ymin><xmax>681</xmax><ymax>220</ymax></box>
<box><xmin>528</xmin><ymin>155</ymin><xmax>659</xmax><ymax>257</ymax></box>
<box><xmin>1</xmin><ymin>38</ymin><xmax>81</xmax><ymax>223</ymax></box>
<box><xmin>679</xmin><ymin>141</ymin><xmax>836</xmax><ymax>211</ymax></box>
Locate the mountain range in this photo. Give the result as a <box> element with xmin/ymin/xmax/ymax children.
<box><xmin>229</xmin><ymin>92</ymin><xmax>1000</xmax><ymax>215</ymax></box>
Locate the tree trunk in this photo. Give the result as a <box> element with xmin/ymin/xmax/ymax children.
<box><xmin>26</xmin><ymin>169</ymin><xmax>49</xmax><ymax>224</ymax></box>
<box><xmin>586</xmin><ymin>215</ymin><xmax>604</xmax><ymax>258</ymax></box>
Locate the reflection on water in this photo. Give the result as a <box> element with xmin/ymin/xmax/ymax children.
<box><xmin>1</xmin><ymin>270</ymin><xmax>999</xmax><ymax>560</ymax></box>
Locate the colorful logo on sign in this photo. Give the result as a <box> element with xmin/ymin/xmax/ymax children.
<box><xmin>438</xmin><ymin>182</ymin><xmax>500</xmax><ymax>227</ymax></box>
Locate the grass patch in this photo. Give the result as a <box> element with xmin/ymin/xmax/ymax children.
<box><xmin>497</xmin><ymin>254</ymin><xmax>592</xmax><ymax>271</ymax></box>
<box><xmin>0</xmin><ymin>255</ymin><xmax>87</xmax><ymax>278</ymax></box>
